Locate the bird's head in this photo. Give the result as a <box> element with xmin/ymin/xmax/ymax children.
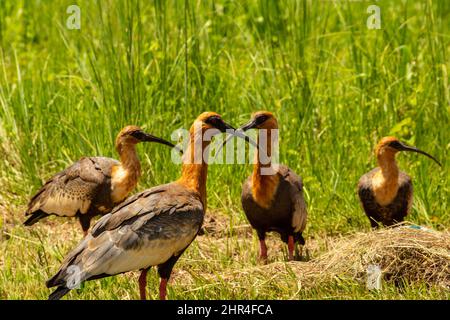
<box><xmin>214</xmin><ymin>111</ymin><xmax>277</xmax><ymax>159</ymax></box>
<box><xmin>237</xmin><ymin>111</ymin><xmax>278</xmax><ymax>131</ymax></box>
<box><xmin>193</xmin><ymin>112</ymin><xmax>233</xmax><ymax>133</ymax></box>
<box><xmin>115</xmin><ymin>125</ymin><xmax>177</xmax><ymax>151</ymax></box>
<box><xmin>375</xmin><ymin>136</ymin><xmax>441</xmax><ymax>166</ymax></box>
<box><xmin>190</xmin><ymin>112</ymin><xmax>258</xmax><ymax>148</ymax></box>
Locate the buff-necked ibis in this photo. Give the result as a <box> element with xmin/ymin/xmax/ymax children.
<box><xmin>224</xmin><ymin>111</ymin><xmax>307</xmax><ymax>262</ymax></box>
<box><xmin>24</xmin><ymin>126</ymin><xmax>176</xmax><ymax>235</ymax></box>
<box><xmin>46</xmin><ymin>112</ymin><xmax>256</xmax><ymax>300</ymax></box>
<box><xmin>358</xmin><ymin>136</ymin><xmax>441</xmax><ymax>228</ymax></box>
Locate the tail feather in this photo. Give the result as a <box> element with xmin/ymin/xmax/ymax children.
<box><xmin>24</xmin><ymin>210</ymin><xmax>49</xmax><ymax>226</ymax></box>
<box><xmin>48</xmin><ymin>286</ymin><xmax>71</xmax><ymax>300</ymax></box>
<box><xmin>46</xmin><ymin>271</ymin><xmax>63</xmax><ymax>289</ymax></box>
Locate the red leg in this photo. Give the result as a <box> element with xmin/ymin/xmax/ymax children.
<box><xmin>159</xmin><ymin>278</ymin><xmax>168</xmax><ymax>300</ymax></box>
<box><xmin>288</xmin><ymin>236</ymin><xmax>294</xmax><ymax>261</ymax></box>
<box><xmin>139</xmin><ymin>269</ymin><xmax>148</xmax><ymax>300</ymax></box>
<box><xmin>259</xmin><ymin>239</ymin><xmax>268</xmax><ymax>263</ymax></box>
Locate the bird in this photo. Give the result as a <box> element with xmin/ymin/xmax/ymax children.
<box><xmin>223</xmin><ymin>111</ymin><xmax>307</xmax><ymax>262</ymax></box>
<box><xmin>358</xmin><ymin>136</ymin><xmax>441</xmax><ymax>228</ymax></box>
<box><xmin>45</xmin><ymin>112</ymin><xmax>256</xmax><ymax>300</ymax></box>
<box><xmin>24</xmin><ymin>126</ymin><xmax>177</xmax><ymax>236</ymax></box>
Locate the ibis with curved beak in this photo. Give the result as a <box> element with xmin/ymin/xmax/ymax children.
<box><xmin>358</xmin><ymin>137</ymin><xmax>441</xmax><ymax>228</ymax></box>
<box><xmin>46</xmin><ymin>112</ymin><xmax>256</xmax><ymax>300</ymax></box>
<box><xmin>24</xmin><ymin>126</ymin><xmax>177</xmax><ymax>236</ymax></box>
<box><xmin>223</xmin><ymin>111</ymin><xmax>307</xmax><ymax>262</ymax></box>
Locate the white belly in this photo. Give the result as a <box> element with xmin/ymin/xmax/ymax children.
<box><xmin>81</xmin><ymin>230</ymin><xmax>197</xmax><ymax>277</ymax></box>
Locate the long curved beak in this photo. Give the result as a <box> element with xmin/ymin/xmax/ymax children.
<box><xmin>398</xmin><ymin>142</ymin><xmax>441</xmax><ymax>167</ymax></box>
<box><xmin>212</xmin><ymin>119</ymin><xmax>259</xmax><ymax>160</ymax></box>
<box><xmin>237</xmin><ymin>118</ymin><xmax>260</xmax><ymax>132</ymax></box>
<box><xmin>219</xmin><ymin>121</ymin><xmax>258</xmax><ymax>149</ymax></box>
<box><xmin>140</xmin><ymin>132</ymin><xmax>183</xmax><ymax>154</ymax></box>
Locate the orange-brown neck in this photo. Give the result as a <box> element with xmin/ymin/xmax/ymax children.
<box><xmin>111</xmin><ymin>143</ymin><xmax>141</xmax><ymax>203</ymax></box>
<box><xmin>373</xmin><ymin>149</ymin><xmax>400</xmax><ymax>206</ymax></box>
<box><xmin>119</xmin><ymin>143</ymin><xmax>142</xmax><ymax>175</ymax></box>
<box><xmin>251</xmin><ymin>124</ymin><xmax>280</xmax><ymax>209</ymax></box>
<box><xmin>177</xmin><ymin>129</ymin><xmax>210</xmax><ymax>209</ymax></box>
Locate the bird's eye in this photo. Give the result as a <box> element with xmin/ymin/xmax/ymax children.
<box><xmin>388</xmin><ymin>141</ymin><xmax>402</xmax><ymax>149</ymax></box>
<box><xmin>256</xmin><ymin>115</ymin><xmax>269</xmax><ymax>125</ymax></box>
<box><xmin>130</xmin><ymin>130</ymin><xmax>144</xmax><ymax>139</ymax></box>
<box><xmin>205</xmin><ymin>116</ymin><xmax>222</xmax><ymax>126</ymax></box>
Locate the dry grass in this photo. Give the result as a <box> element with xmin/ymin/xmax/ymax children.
<box><xmin>1</xmin><ymin>203</ymin><xmax>449</xmax><ymax>299</ymax></box>
<box><xmin>210</xmin><ymin>223</ymin><xmax>450</xmax><ymax>292</ymax></box>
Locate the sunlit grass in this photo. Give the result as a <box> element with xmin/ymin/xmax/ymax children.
<box><xmin>0</xmin><ymin>0</ymin><xmax>449</xmax><ymax>299</ymax></box>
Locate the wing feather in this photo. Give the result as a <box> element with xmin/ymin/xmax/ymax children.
<box><xmin>279</xmin><ymin>165</ymin><xmax>307</xmax><ymax>233</ymax></box>
<box><xmin>26</xmin><ymin>157</ymin><xmax>117</xmax><ymax>218</ymax></box>
<box><xmin>47</xmin><ymin>182</ymin><xmax>204</xmax><ymax>289</ymax></box>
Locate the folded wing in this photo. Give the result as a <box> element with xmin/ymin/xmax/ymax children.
<box><xmin>46</xmin><ymin>182</ymin><xmax>204</xmax><ymax>290</ymax></box>
<box><xmin>26</xmin><ymin>157</ymin><xmax>118</xmax><ymax>222</ymax></box>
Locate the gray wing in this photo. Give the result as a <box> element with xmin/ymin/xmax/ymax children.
<box><xmin>279</xmin><ymin>165</ymin><xmax>307</xmax><ymax>233</ymax></box>
<box><xmin>46</xmin><ymin>182</ymin><xmax>204</xmax><ymax>288</ymax></box>
<box><xmin>26</xmin><ymin>157</ymin><xmax>118</xmax><ymax>218</ymax></box>
<box><xmin>358</xmin><ymin>169</ymin><xmax>377</xmax><ymax>208</ymax></box>
<box><xmin>357</xmin><ymin>168</ymin><xmax>380</xmax><ymax>225</ymax></box>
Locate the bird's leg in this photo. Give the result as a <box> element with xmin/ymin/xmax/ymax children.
<box><xmin>159</xmin><ymin>278</ymin><xmax>168</xmax><ymax>300</ymax></box>
<box><xmin>257</xmin><ymin>231</ymin><xmax>268</xmax><ymax>263</ymax></box>
<box><xmin>157</xmin><ymin>253</ymin><xmax>184</xmax><ymax>300</ymax></box>
<box><xmin>259</xmin><ymin>239</ymin><xmax>268</xmax><ymax>263</ymax></box>
<box><xmin>294</xmin><ymin>243</ymin><xmax>302</xmax><ymax>261</ymax></box>
<box><xmin>138</xmin><ymin>268</ymin><xmax>149</xmax><ymax>300</ymax></box>
<box><xmin>287</xmin><ymin>236</ymin><xmax>295</xmax><ymax>261</ymax></box>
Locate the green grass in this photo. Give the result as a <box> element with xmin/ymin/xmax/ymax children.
<box><xmin>0</xmin><ymin>0</ymin><xmax>449</xmax><ymax>299</ymax></box>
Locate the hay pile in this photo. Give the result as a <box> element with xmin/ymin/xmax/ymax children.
<box><xmin>238</xmin><ymin>223</ymin><xmax>450</xmax><ymax>289</ymax></box>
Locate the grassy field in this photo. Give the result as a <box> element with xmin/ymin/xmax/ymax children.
<box><xmin>0</xmin><ymin>0</ymin><xmax>449</xmax><ymax>299</ymax></box>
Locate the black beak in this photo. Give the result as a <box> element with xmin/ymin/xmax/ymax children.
<box><xmin>133</xmin><ymin>131</ymin><xmax>183</xmax><ymax>154</ymax></box>
<box><xmin>217</xmin><ymin>120</ymin><xmax>259</xmax><ymax>149</ymax></box>
<box><xmin>397</xmin><ymin>142</ymin><xmax>441</xmax><ymax>167</ymax></box>
<box><xmin>237</xmin><ymin>118</ymin><xmax>260</xmax><ymax>132</ymax></box>
<box><xmin>212</xmin><ymin>119</ymin><xmax>259</xmax><ymax>160</ymax></box>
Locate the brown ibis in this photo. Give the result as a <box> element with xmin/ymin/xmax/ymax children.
<box><xmin>45</xmin><ymin>112</ymin><xmax>255</xmax><ymax>300</ymax></box>
<box><xmin>358</xmin><ymin>136</ymin><xmax>441</xmax><ymax>228</ymax></box>
<box><xmin>24</xmin><ymin>126</ymin><xmax>176</xmax><ymax>235</ymax></box>
<box><xmin>224</xmin><ymin>111</ymin><xmax>307</xmax><ymax>262</ymax></box>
